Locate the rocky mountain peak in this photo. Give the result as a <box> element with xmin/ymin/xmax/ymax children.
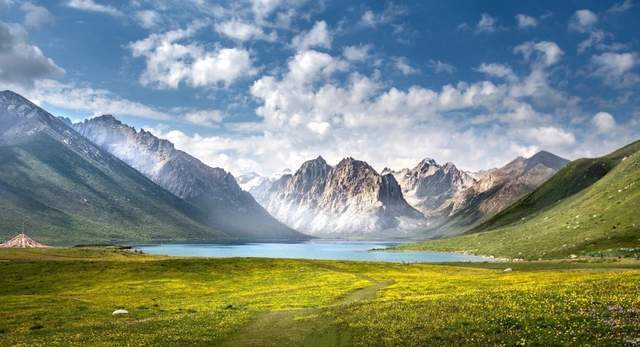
<box><xmin>526</xmin><ymin>150</ymin><xmax>568</xmax><ymax>171</ymax></box>
<box><xmin>292</xmin><ymin>156</ymin><xmax>332</xmax><ymax>193</ymax></box>
<box><xmin>92</xmin><ymin>114</ymin><xmax>121</xmax><ymax>125</ymax></box>
<box><xmin>378</xmin><ymin>173</ymin><xmax>412</xmax><ymax>211</ymax></box>
<box><xmin>416</xmin><ymin>157</ymin><xmax>438</xmax><ymax>168</ymax></box>
<box><xmin>1</xmin><ymin>90</ymin><xmax>45</xmax><ymax>121</ymax></box>
<box><xmin>1</xmin><ymin>90</ymin><xmax>79</xmax><ymax>147</ymax></box>
<box><xmin>0</xmin><ymin>90</ymin><xmax>30</xmax><ymax>104</ymax></box>
<box><xmin>412</xmin><ymin>158</ymin><xmax>440</xmax><ymax>176</ymax></box>
<box><xmin>443</xmin><ymin>162</ymin><xmax>457</xmax><ymax>170</ymax></box>
<box><xmin>298</xmin><ymin>155</ymin><xmax>330</xmax><ymax>173</ymax></box>
<box><xmin>336</xmin><ymin>157</ymin><xmax>373</xmax><ymax>171</ymax></box>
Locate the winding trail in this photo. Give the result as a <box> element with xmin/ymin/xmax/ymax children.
<box><xmin>221</xmin><ymin>268</ymin><xmax>392</xmax><ymax>346</ymax></box>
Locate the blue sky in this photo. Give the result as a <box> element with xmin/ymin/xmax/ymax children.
<box><xmin>1</xmin><ymin>0</ymin><xmax>639</xmax><ymax>175</ymax></box>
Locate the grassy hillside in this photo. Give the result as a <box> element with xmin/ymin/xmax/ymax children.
<box><xmin>0</xmin><ymin>135</ymin><xmax>230</xmax><ymax>245</ymax></box>
<box><xmin>1</xmin><ymin>248</ymin><xmax>639</xmax><ymax>345</ymax></box>
<box><xmin>400</xmin><ymin>141</ymin><xmax>640</xmax><ymax>259</ymax></box>
<box><xmin>473</xmin><ymin>139</ymin><xmax>640</xmax><ymax>233</ymax></box>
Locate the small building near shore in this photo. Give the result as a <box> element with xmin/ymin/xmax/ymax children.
<box><xmin>0</xmin><ymin>233</ymin><xmax>49</xmax><ymax>248</ymax></box>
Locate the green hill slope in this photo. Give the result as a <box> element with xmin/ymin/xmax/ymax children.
<box><xmin>400</xmin><ymin>140</ymin><xmax>640</xmax><ymax>259</ymax></box>
<box><xmin>0</xmin><ymin>134</ymin><xmax>231</xmax><ymax>245</ymax></box>
<box><xmin>472</xmin><ymin>140</ymin><xmax>640</xmax><ymax>234</ymax></box>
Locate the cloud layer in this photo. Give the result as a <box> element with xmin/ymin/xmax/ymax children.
<box><xmin>2</xmin><ymin>0</ymin><xmax>639</xmax><ymax>177</ymax></box>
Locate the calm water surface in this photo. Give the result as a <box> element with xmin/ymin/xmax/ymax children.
<box><xmin>136</xmin><ymin>240</ymin><xmax>492</xmax><ymax>263</ymax></box>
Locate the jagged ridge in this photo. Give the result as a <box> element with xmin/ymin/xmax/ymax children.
<box><xmin>256</xmin><ymin>156</ymin><xmax>425</xmax><ymax>237</ymax></box>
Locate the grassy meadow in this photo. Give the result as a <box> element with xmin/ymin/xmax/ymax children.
<box><xmin>1</xmin><ymin>248</ymin><xmax>640</xmax><ymax>346</ymax></box>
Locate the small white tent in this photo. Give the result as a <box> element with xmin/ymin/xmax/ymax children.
<box><xmin>0</xmin><ymin>233</ymin><xmax>49</xmax><ymax>248</ymax></box>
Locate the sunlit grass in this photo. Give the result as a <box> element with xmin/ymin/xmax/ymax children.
<box><xmin>1</xmin><ymin>248</ymin><xmax>639</xmax><ymax>345</ymax></box>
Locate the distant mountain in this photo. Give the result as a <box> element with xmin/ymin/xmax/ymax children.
<box><xmin>237</xmin><ymin>169</ymin><xmax>292</xmax><ymax>202</ymax></box>
<box><xmin>74</xmin><ymin>115</ymin><xmax>307</xmax><ymax>241</ymax></box>
<box><xmin>0</xmin><ymin>90</ymin><xmax>230</xmax><ymax>245</ymax></box>
<box><xmin>430</xmin><ymin>151</ymin><xmax>568</xmax><ymax>237</ymax></box>
<box><xmin>382</xmin><ymin>159</ymin><xmax>476</xmax><ymax>222</ymax></box>
<box><xmin>256</xmin><ymin>156</ymin><xmax>425</xmax><ymax>237</ymax></box>
<box><xmin>400</xmin><ymin>139</ymin><xmax>640</xmax><ymax>259</ymax></box>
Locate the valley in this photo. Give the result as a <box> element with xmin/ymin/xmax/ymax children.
<box><xmin>2</xmin><ymin>1</ymin><xmax>639</xmax><ymax>345</ymax></box>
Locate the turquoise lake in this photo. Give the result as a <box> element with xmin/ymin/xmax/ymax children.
<box><xmin>136</xmin><ymin>240</ymin><xmax>493</xmax><ymax>263</ymax></box>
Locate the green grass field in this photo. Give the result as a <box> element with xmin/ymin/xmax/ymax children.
<box><xmin>1</xmin><ymin>248</ymin><xmax>640</xmax><ymax>346</ymax></box>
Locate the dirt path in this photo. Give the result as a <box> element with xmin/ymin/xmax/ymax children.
<box><xmin>220</xmin><ymin>272</ymin><xmax>392</xmax><ymax>347</ymax></box>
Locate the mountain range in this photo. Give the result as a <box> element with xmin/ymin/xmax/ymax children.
<box><xmin>252</xmin><ymin>156</ymin><xmax>425</xmax><ymax>237</ymax></box>
<box><xmin>0</xmin><ymin>89</ymin><xmax>579</xmax><ymax>243</ymax></box>
<box><xmin>0</xmin><ymin>90</ymin><xmax>306</xmax><ymax>244</ymax></box>
<box><xmin>248</xmin><ymin>151</ymin><xmax>568</xmax><ymax>237</ymax></box>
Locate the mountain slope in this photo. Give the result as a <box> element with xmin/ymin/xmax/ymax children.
<box><xmin>74</xmin><ymin>115</ymin><xmax>307</xmax><ymax>241</ymax></box>
<box><xmin>433</xmin><ymin>151</ymin><xmax>569</xmax><ymax>237</ymax></box>
<box><xmin>0</xmin><ymin>90</ymin><xmax>230</xmax><ymax>245</ymax></box>
<box><xmin>398</xmin><ymin>140</ymin><xmax>640</xmax><ymax>259</ymax></box>
<box><xmin>258</xmin><ymin>157</ymin><xmax>425</xmax><ymax>237</ymax></box>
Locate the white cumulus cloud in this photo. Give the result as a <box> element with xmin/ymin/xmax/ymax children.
<box><xmin>21</xmin><ymin>2</ymin><xmax>53</xmax><ymax>28</ymax></box>
<box><xmin>569</xmin><ymin>9</ymin><xmax>598</xmax><ymax>33</ymax></box>
<box><xmin>476</xmin><ymin>13</ymin><xmax>497</xmax><ymax>33</ymax></box>
<box><xmin>343</xmin><ymin>44</ymin><xmax>371</xmax><ymax>62</ymax></box>
<box><xmin>215</xmin><ymin>19</ymin><xmax>276</xmax><ymax>42</ymax></box>
<box><xmin>591</xmin><ymin>112</ymin><xmax>617</xmax><ymax>132</ymax></box>
<box><xmin>136</xmin><ymin>10</ymin><xmax>161</xmax><ymax>29</ymax></box>
<box><xmin>129</xmin><ymin>25</ymin><xmax>256</xmax><ymax>89</ymax></box>
<box><xmin>515</xmin><ymin>14</ymin><xmax>537</xmax><ymax>29</ymax></box>
<box><xmin>66</xmin><ymin>0</ymin><xmax>122</xmax><ymax>17</ymax></box>
<box><xmin>515</xmin><ymin>41</ymin><xmax>564</xmax><ymax>67</ymax></box>
<box><xmin>0</xmin><ymin>22</ymin><xmax>64</xmax><ymax>88</ymax></box>
<box><xmin>476</xmin><ymin>63</ymin><xmax>517</xmax><ymax>81</ymax></box>
<box><xmin>184</xmin><ymin>110</ymin><xmax>225</xmax><ymax>127</ymax></box>
<box><xmin>428</xmin><ymin>60</ymin><xmax>455</xmax><ymax>74</ymax></box>
<box><xmin>393</xmin><ymin>57</ymin><xmax>419</xmax><ymax>75</ymax></box>
<box><xmin>24</xmin><ymin>79</ymin><xmax>170</xmax><ymax>120</ymax></box>
<box><xmin>526</xmin><ymin>126</ymin><xmax>576</xmax><ymax>147</ymax></box>
<box><xmin>291</xmin><ymin>21</ymin><xmax>331</xmax><ymax>51</ymax></box>
<box><xmin>590</xmin><ymin>52</ymin><xmax>638</xmax><ymax>87</ymax></box>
